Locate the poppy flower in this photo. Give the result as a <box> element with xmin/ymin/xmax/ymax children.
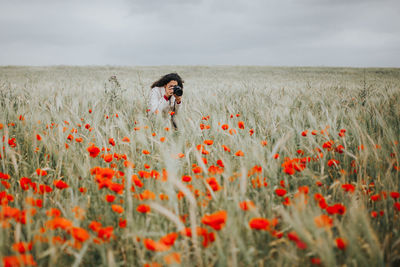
<box><xmin>122</xmin><ymin>137</ymin><xmax>130</xmax><ymax>143</ymax></box>
<box><xmin>137</xmin><ymin>204</ymin><xmax>151</xmax><ymax>213</ymax></box>
<box><xmin>249</xmin><ymin>218</ymin><xmax>269</xmax><ymax>230</ymax></box>
<box><xmin>105</xmin><ymin>195</ymin><xmax>115</xmax><ymax>203</ymax></box>
<box><xmin>335</xmin><ymin>238</ymin><xmax>347</xmax><ymax>250</ymax></box>
<box><xmin>111</xmin><ymin>204</ymin><xmax>124</xmax><ymax>214</ymax></box>
<box><xmin>160</xmin><ymin>232</ymin><xmax>178</xmax><ymax>246</ymax></box>
<box><xmin>287</xmin><ymin>231</ymin><xmax>300</xmax><ymax>242</ymax></box>
<box><xmin>370</xmin><ymin>194</ymin><xmax>381</xmax><ymax>201</ymax></box>
<box><xmin>54</xmin><ymin>180</ymin><xmax>69</xmax><ymax>190</ymax></box>
<box><xmin>143</xmin><ymin>238</ymin><xmax>170</xmax><ymax>252</ymax></box>
<box><xmin>342</xmin><ymin>184</ymin><xmax>355</xmax><ymax>193</ymax></box>
<box><xmin>275</xmin><ymin>188</ymin><xmax>286</xmax><ymax>197</ymax></box>
<box><xmin>46</xmin><ymin>217</ymin><xmax>73</xmax><ymax>231</ymax></box>
<box><xmin>72</xmin><ymin>227</ymin><xmax>90</xmax><ymax>242</ymax></box>
<box><xmin>235</xmin><ymin>150</ymin><xmax>244</xmax><ymax>157</ymax></box>
<box><xmin>301</xmin><ymin>130</ymin><xmax>308</xmax><ymax>136</ymax></box>
<box><xmin>326</xmin><ymin>203</ymin><xmax>346</xmax><ymax>215</ymax></box>
<box><xmin>390</xmin><ymin>192</ymin><xmax>400</xmax><ymax>199</ymax></box>
<box><xmin>182</xmin><ymin>175</ymin><xmax>192</xmax><ymax>183</ymax></box>
<box><xmin>103</xmin><ymin>154</ymin><xmax>113</xmax><ymax>163</ymax></box>
<box><xmin>229</xmin><ymin>128</ymin><xmax>237</xmax><ymax>135</ymax></box>
<box><xmin>201</xmin><ymin>210</ymin><xmax>227</xmax><ymax>230</ymax></box>
<box><xmin>98</xmin><ymin>226</ymin><xmax>114</xmax><ymax>241</ymax></box>
<box><xmin>142</xmin><ymin>150</ymin><xmax>150</xmax><ymax>155</ymax></box>
<box><xmin>238</xmin><ymin>121</ymin><xmax>245</xmax><ymax>129</ymax></box>
<box><xmin>204</xmin><ymin>140</ymin><xmax>214</xmax><ymax>146</ymax></box>
<box><xmin>335</xmin><ymin>145</ymin><xmax>344</xmax><ymax>153</ymax></box>
<box><xmin>109</xmin><ymin>138</ymin><xmax>115</xmax><ymax>146</ymax></box>
<box><xmin>222</xmin><ymin>145</ymin><xmax>231</xmax><ymax>152</ymax></box>
<box><xmin>8</xmin><ymin>138</ymin><xmax>17</xmax><ymax>147</ymax></box>
<box><xmin>3</xmin><ymin>254</ymin><xmax>37</xmax><ymax>267</ymax></box>
<box><xmin>89</xmin><ymin>221</ymin><xmax>102</xmax><ymax>232</ymax></box>
<box><xmin>221</xmin><ymin>124</ymin><xmax>229</xmax><ymax>130</ymax></box>
<box><xmin>36</xmin><ymin>168</ymin><xmax>47</xmax><ymax>176</ymax></box>
<box><xmin>87</xmin><ymin>144</ymin><xmax>100</xmax><ymax>158</ymax></box>
<box><xmin>119</xmin><ymin>218</ymin><xmax>127</xmax><ymax>228</ymax></box>
<box><xmin>192</xmin><ymin>166</ymin><xmax>202</xmax><ymax>174</ymax></box>
<box><xmin>261</xmin><ymin>140</ymin><xmax>268</xmax><ymax>146</ymax></box>
<box><xmin>327</xmin><ymin>159</ymin><xmax>339</xmax><ymax>167</ymax></box>
<box><xmin>206</xmin><ymin>177</ymin><xmax>221</xmax><ymax>191</ymax></box>
<box><xmin>239</xmin><ymin>201</ymin><xmax>256</xmax><ymax>211</ymax></box>
<box><xmin>216</xmin><ymin>159</ymin><xmax>224</xmax><ymax>168</ymax></box>
<box><xmin>12</xmin><ymin>241</ymin><xmax>33</xmax><ymax>254</ymax></box>
<box><xmin>314</xmin><ymin>214</ymin><xmax>333</xmax><ymax>228</ymax></box>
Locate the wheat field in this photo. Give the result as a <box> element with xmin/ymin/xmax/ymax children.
<box><xmin>0</xmin><ymin>66</ymin><xmax>399</xmax><ymax>266</ymax></box>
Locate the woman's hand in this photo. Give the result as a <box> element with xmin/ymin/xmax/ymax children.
<box><xmin>175</xmin><ymin>95</ymin><xmax>182</xmax><ymax>104</ymax></box>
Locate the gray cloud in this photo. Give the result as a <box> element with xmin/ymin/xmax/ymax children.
<box><xmin>0</xmin><ymin>0</ymin><xmax>399</xmax><ymax>66</ymax></box>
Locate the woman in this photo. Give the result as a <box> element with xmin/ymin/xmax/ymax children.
<box><xmin>149</xmin><ymin>73</ymin><xmax>184</xmax><ymax>128</ymax></box>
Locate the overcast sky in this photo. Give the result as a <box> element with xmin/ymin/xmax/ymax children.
<box><xmin>0</xmin><ymin>0</ymin><xmax>399</xmax><ymax>67</ymax></box>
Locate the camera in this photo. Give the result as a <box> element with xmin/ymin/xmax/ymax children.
<box><xmin>173</xmin><ymin>85</ymin><xmax>183</xmax><ymax>96</ymax></box>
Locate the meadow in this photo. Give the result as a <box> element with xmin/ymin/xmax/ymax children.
<box><xmin>0</xmin><ymin>66</ymin><xmax>399</xmax><ymax>266</ymax></box>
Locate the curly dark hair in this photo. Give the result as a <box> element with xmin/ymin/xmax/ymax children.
<box><xmin>151</xmin><ymin>73</ymin><xmax>184</xmax><ymax>89</ymax></box>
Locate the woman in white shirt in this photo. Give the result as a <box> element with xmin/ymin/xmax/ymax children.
<box><xmin>149</xmin><ymin>73</ymin><xmax>184</xmax><ymax>128</ymax></box>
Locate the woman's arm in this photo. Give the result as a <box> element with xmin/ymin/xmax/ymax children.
<box><xmin>173</xmin><ymin>96</ymin><xmax>182</xmax><ymax>114</ymax></box>
<box><xmin>149</xmin><ymin>87</ymin><xmax>170</xmax><ymax>114</ymax></box>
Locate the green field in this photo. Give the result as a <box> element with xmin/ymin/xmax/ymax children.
<box><xmin>1</xmin><ymin>66</ymin><xmax>400</xmax><ymax>266</ymax></box>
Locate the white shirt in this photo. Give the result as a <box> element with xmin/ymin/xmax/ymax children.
<box><xmin>148</xmin><ymin>87</ymin><xmax>182</xmax><ymax>116</ymax></box>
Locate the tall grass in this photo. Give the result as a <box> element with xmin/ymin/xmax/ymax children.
<box><xmin>0</xmin><ymin>66</ymin><xmax>399</xmax><ymax>266</ymax></box>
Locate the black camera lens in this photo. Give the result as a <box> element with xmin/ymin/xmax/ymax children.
<box><xmin>173</xmin><ymin>85</ymin><xmax>183</xmax><ymax>96</ymax></box>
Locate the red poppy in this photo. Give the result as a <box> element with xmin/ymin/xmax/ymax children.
<box><xmin>239</xmin><ymin>201</ymin><xmax>256</xmax><ymax>211</ymax></box>
<box><xmin>342</xmin><ymin>184</ymin><xmax>355</xmax><ymax>193</ymax></box>
<box><xmin>390</xmin><ymin>192</ymin><xmax>400</xmax><ymax>199</ymax></box>
<box><xmin>204</xmin><ymin>140</ymin><xmax>214</xmax><ymax>146</ymax></box>
<box><xmin>54</xmin><ymin>180</ymin><xmax>69</xmax><ymax>190</ymax></box>
<box><xmin>160</xmin><ymin>232</ymin><xmax>178</xmax><ymax>246</ymax></box>
<box><xmin>235</xmin><ymin>150</ymin><xmax>244</xmax><ymax>157</ymax></box>
<box><xmin>137</xmin><ymin>204</ymin><xmax>151</xmax><ymax>213</ymax></box>
<box><xmin>36</xmin><ymin>168</ymin><xmax>47</xmax><ymax>176</ymax></box>
<box><xmin>12</xmin><ymin>241</ymin><xmax>33</xmax><ymax>254</ymax></box>
<box><xmin>103</xmin><ymin>154</ymin><xmax>113</xmax><ymax>163</ymax></box>
<box><xmin>201</xmin><ymin>210</ymin><xmax>227</xmax><ymax>230</ymax></box>
<box><xmin>335</xmin><ymin>237</ymin><xmax>347</xmax><ymax>250</ymax></box>
<box><xmin>314</xmin><ymin>214</ymin><xmax>333</xmax><ymax>228</ymax></box>
<box><xmin>109</xmin><ymin>138</ymin><xmax>115</xmax><ymax>146</ymax></box>
<box><xmin>206</xmin><ymin>177</ymin><xmax>221</xmax><ymax>191</ymax></box>
<box><xmin>111</xmin><ymin>204</ymin><xmax>124</xmax><ymax>214</ymax></box>
<box><xmin>72</xmin><ymin>227</ymin><xmax>90</xmax><ymax>242</ymax></box>
<box><xmin>249</xmin><ymin>218</ymin><xmax>269</xmax><ymax>230</ymax></box>
<box><xmin>182</xmin><ymin>175</ymin><xmax>192</xmax><ymax>182</ymax></box>
<box><xmin>143</xmin><ymin>238</ymin><xmax>170</xmax><ymax>252</ymax></box>
<box><xmin>122</xmin><ymin>137</ymin><xmax>130</xmax><ymax>143</ymax></box>
<box><xmin>87</xmin><ymin>144</ymin><xmax>100</xmax><ymax>158</ymax></box>
<box><xmin>105</xmin><ymin>195</ymin><xmax>115</xmax><ymax>203</ymax></box>
<box><xmin>222</xmin><ymin>145</ymin><xmax>231</xmax><ymax>152</ymax></box>
<box><xmin>3</xmin><ymin>254</ymin><xmax>37</xmax><ymax>267</ymax></box>
<box><xmin>275</xmin><ymin>188</ymin><xmax>286</xmax><ymax>197</ymax></box>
